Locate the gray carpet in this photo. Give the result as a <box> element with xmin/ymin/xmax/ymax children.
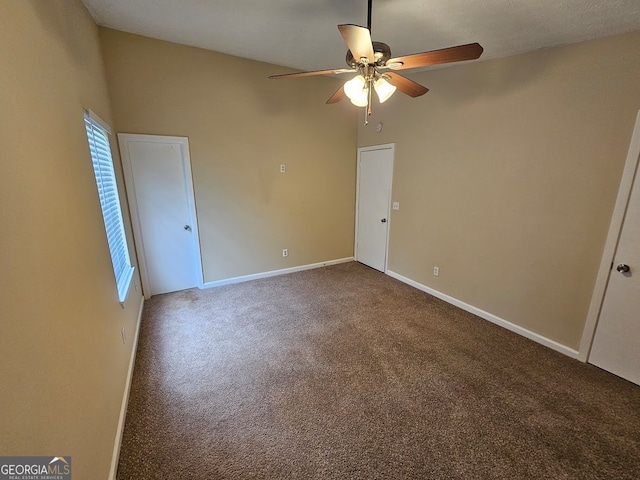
<box><xmin>117</xmin><ymin>262</ymin><xmax>640</xmax><ymax>479</ymax></box>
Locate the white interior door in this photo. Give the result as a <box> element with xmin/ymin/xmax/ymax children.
<box><xmin>356</xmin><ymin>145</ymin><xmax>394</xmax><ymax>272</ymax></box>
<box><xmin>118</xmin><ymin>134</ymin><xmax>202</xmax><ymax>297</ymax></box>
<box><xmin>589</xmin><ymin>158</ymin><xmax>640</xmax><ymax>385</ymax></box>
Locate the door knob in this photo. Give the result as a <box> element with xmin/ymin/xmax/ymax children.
<box><xmin>616</xmin><ymin>264</ymin><xmax>630</xmax><ymax>273</ymax></box>
<box><xmin>381</xmin><ymin>218</ymin><xmax>387</xmax><ymax>223</ymax></box>
<box><xmin>184</xmin><ymin>225</ymin><xmax>191</xmax><ymax>231</ymax></box>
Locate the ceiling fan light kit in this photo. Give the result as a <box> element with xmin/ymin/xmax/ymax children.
<box><xmin>269</xmin><ymin>0</ymin><xmax>484</xmax><ymax>125</ymax></box>
<box><xmin>344</xmin><ymin>72</ymin><xmax>397</xmax><ymax>119</ymax></box>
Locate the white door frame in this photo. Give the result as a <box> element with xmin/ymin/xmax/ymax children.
<box><xmin>578</xmin><ymin>111</ymin><xmax>640</xmax><ymax>362</ymax></box>
<box><xmin>118</xmin><ymin>134</ymin><xmax>204</xmax><ymax>299</ymax></box>
<box><xmin>354</xmin><ymin>143</ymin><xmax>395</xmax><ymax>273</ymax></box>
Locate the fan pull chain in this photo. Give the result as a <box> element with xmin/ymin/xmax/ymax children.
<box><xmin>366</xmin><ymin>80</ymin><xmax>373</xmax><ymax>123</ymax></box>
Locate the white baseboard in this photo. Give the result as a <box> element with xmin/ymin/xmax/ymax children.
<box><xmin>108</xmin><ymin>296</ymin><xmax>145</xmax><ymax>480</ymax></box>
<box><xmin>386</xmin><ymin>270</ymin><xmax>579</xmax><ymax>359</ymax></box>
<box><xmin>202</xmin><ymin>257</ymin><xmax>355</xmax><ymax>289</ymax></box>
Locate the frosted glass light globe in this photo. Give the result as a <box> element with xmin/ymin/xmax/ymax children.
<box><xmin>344</xmin><ymin>75</ymin><xmax>368</xmax><ymax>107</ymax></box>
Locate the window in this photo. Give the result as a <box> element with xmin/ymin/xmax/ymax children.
<box><xmin>84</xmin><ymin>109</ymin><xmax>134</xmax><ymax>303</ymax></box>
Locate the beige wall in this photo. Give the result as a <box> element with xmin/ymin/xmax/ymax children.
<box><xmin>98</xmin><ymin>29</ymin><xmax>358</xmax><ymax>283</ymax></box>
<box><xmin>0</xmin><ymin>1</ymin><xmax>143</xmax><ymax>478</ymax></box>
<box><xmin>359</xmin><ymin>31</ymin><xmax>640</xmax><ymax>349</ymax></box>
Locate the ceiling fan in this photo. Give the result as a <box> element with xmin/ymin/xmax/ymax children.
<box><xmin>269</xmin><ymin>0</ymin><xmax>483</xmax><ymax>124</ymax></box>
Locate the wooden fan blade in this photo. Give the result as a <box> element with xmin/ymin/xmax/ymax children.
<box><xmin>388</xmin><ymin>43</ymin><xmax>483</xmax><ymax>70</ymax></box>
<box><xmin>269</xmin><ymin>68</ymin><xmax>357</xmax><ymax>80</ymax></box>
<box><xmin>326</xmin><ymin>85</ymin><xmax>345</xmax><ymax>104</ymax></box>
<box><xmin>338</xmin><ymin>24</ymin><xmax>375</xmax><ymax>63</ymax></box>
<box><xmin>385</xmin><ymin>72</ymin><xmax>429</xmax><ymax>98</ymax></box>
<box><xmin>269</xmin><ymin>68</ymin><xmax>349</xmax><ymax>80</ymax></box>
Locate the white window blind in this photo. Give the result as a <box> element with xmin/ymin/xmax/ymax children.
<box><xmin>84</xmin><ymin>110</ymin><xmax>134</xmax><ymax>303</ymax></box>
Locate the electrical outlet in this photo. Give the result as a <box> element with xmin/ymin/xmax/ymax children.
<box><xmin>392</xmin><ymin>202</ymin><xmax>400</xmax><ymax>210</ymax></box>
<box><xmin>282</xmin><ymin>248</ymin><xmax>288</xmax><ymax>257</ymax></box>
<box><xmin>280</xmin><ymin>164</ymin><xmax>286</xmax><ymax>173</ymax></box>
<box><xmin>433</xmin><ymin>266</ymin><xmax>440</xmax><ymax>277</ymax></box>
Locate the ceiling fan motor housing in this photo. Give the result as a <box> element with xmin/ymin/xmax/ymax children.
<box><xmin>346</xmin><ymin>41</ymin><xmax>392</xmax><ymax>67</ymax></box>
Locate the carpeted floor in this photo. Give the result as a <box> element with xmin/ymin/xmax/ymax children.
<box><xmin>117</xmin><ymin>262</ymin><xmax>640</xmax><ymax>479</ymax></box>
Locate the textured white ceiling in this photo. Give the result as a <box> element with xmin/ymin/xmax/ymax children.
<box><xmin>82</xmin><ymin>0</ymin><xmax>640</xmax><ymax>72</ymax></box>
